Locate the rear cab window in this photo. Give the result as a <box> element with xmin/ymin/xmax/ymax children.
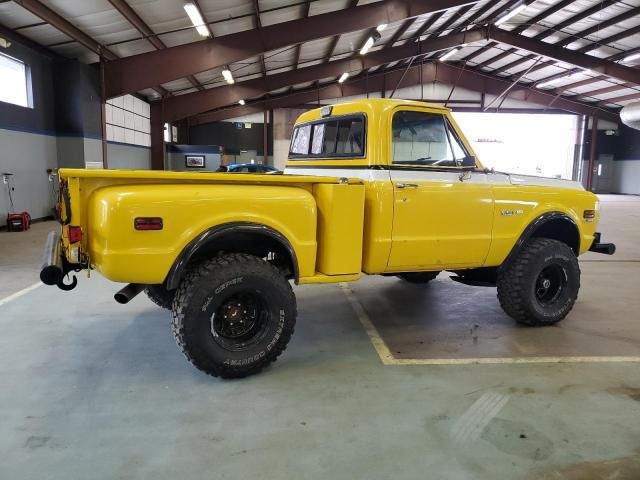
<box><xmin>289</xmin><ymin>114</ymin><xmax>366</xmax><ymax>159</ymax></box>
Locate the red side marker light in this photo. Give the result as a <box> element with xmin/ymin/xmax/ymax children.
<box><xmin>135</xmin><ymin>217</ymin><xmax>163</xmax><ymax>230</ymax></box>
<box><xmin>67</xmin><ymin>226</ymin><xmax>82</xmax><ymax>243</ymax></box>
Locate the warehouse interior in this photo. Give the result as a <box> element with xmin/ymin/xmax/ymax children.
<box><xmin>1</xmin><ymin>0</ymin><xmax>640</xmax><ymax>478</ymax></box>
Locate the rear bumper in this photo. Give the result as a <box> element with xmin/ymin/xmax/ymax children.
<box><xmin>589</xmin><ymin>232</ymin><xmax>616</xmax><ymax>255</ymax></box>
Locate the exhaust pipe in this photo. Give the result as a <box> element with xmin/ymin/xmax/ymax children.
<box><xmin>40</xmin><ymin>231</ymin><xmax>64</xmax><ymax>285</ymax></box>
<box><xmin>114</xmin><ymin>283</ymin><xmax>146</xmax><ymax>304</ymax></box>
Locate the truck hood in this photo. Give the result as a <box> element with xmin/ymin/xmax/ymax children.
<box><xmin>505</xmin><ymin>173</ymin><xmax>584</xmax><ymax>191</ymax></box>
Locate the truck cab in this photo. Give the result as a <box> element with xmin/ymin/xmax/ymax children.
<box><xmin>285</xmin><ymin>99</ymin><xmax>600</xmax><ymax>273</ymax></box>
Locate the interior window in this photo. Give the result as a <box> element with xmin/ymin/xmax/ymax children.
<box><xmin>392</xmin><ymin>111</ymin><xmax>468</xmax><ymax>167</ymax></box>
<box><xmin>0</xmin><ymin>53</ymin><xmax>31</xmax><ymax>108</ymax></box>
<box><xmin>322</xmin><ymin>120</ymin><xmax>339</xmax><ymax>154</ymax></box>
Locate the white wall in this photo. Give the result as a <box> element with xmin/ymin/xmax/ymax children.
<box><xmin>107</xmin><ymin>143</ymin><xmax>151</xmax><ymax>170</ymax></box>
<box><xmin>613</xmin><ymin>160</ymin><xmax>640</xmax><ymax>194</ymax></box>
<box><xmin>0</xmin><ymin>128</ymin><xmax>58</xmax><ymax>226</ymax></box>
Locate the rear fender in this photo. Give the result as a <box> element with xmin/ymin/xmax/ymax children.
<box><xmin>165</xmin><ymin>222</ymin><xmax>299</xmax><ymax>290</ymax></box>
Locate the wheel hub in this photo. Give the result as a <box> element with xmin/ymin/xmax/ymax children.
<box><xmin>535</xmin><ymin>265</ymin><xmax>567</xmax><ymax>306</ymax></box>
<box><xmin>210</xmin><ymin>292</ymin><xmax>269</xmax><ymax>350</ymax></box>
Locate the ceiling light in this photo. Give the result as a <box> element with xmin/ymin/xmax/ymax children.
<box><xmin>0</xmin><ymin>37</ymin><xmax>11</xmax><ymax>49</ymax></box>
<box><xmin>222</xmin><ymin>68</ymin><xmax>234</xmax><ymax>84</ymax></box>
<box><xmin>376</xmin><ymin>24</ymin><xmax>387</xmax><ymax>32</ymax></box>
<box><xmin>359</xmin><ymin>37</ymin><xmax>375</xmax><ymax>55</ymax></box>
<box><xmin>537</xmin><ymin>77</ymin><xmax>563</xmax><ymax>89</ymax></box>
<box><xmin>184</xmin><ymin>3</ymin><xmax>210</xmax><ymax>37</ymax></box>
<box><xmin>238</xmin><ymin>99</ymin><xmax>245</xmax><ymax>105</ymax></box>
<box><xmin>338</xmin><ymin>72</ymin><xmax>349</xmax><ymax>83</ymax></box>
<box><xmin>623</xmin><ymin>51</ymin><xmax>640</xmax><ymax>63</ymax></box>
<box><xmin>439</xmin><ymin>48</ymin><xmax>460</xmax><ymax>62</ymax></box>
<box><xmin>494</xmin><ymin>3</ymin><xmax>528</xmax><ymax>27</ymax></box>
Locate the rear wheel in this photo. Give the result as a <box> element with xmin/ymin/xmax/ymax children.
<box><xmin>397</xmin><ymin>271</ymin><xmax>440</xmax><ymax>284</ymax></box>
<box><xmin>171</xmin><ymin>253</ymin><xmax>296</xmax><ymax>378</ymax></box>
<box><xmin>497</xmin><ymin>238</ymin><xmax>580</xmax><ymax>326</ymax></box>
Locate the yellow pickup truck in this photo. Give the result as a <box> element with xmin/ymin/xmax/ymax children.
<box><xmin>41</xmin><ymin>99</ymin><xmax>615</xmax><ymax>378</ymax></box>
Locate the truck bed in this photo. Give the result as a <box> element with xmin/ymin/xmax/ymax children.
<box><xmin>57</xmin><ymin>168</ymin><xmax>366</xmax><ymax>285</ymax></box>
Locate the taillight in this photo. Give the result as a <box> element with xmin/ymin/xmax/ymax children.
<box><xmin>135</xmin><ymin>217</ymin><xmax>163</xmax><ymax>230</ymax></box>
<box><xmin>67</xmin><ymin>226</ymin><xmax>82</xmax><ymax>243</ymax></box>
<box><xmin>583</xmin><ymin>210</ymin><xmax>596</xmax><ymax>222</ymax></box>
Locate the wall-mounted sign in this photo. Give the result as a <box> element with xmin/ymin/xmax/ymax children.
<box><xmin>185</xmin><ymin>155</ymin><xmax>206</xmax><ymax>168</ymax></box>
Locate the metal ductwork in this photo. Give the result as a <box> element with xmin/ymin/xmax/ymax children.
<box><xmin>620</xmin><ymin>102</ymin><xmax>640</xmax><ymax>131</ymax></box>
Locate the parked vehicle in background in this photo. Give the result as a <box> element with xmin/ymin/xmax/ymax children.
<box><xmin>226</xmin><ymin>163</ymin><xmax>279</xmax><ymax>173</ymax></box>
<box><xmin>41</xmin><ymin>99</ymin><xmax>615</xmax><ymax>379</ymax></box>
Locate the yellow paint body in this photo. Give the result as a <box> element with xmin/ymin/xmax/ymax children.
<box><xmin>57</xmin><ymin>99</ymin><xmax>599</xmax><ymax>286</ymax></box>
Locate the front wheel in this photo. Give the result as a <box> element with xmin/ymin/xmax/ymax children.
<box><xmin>497</xmin><ymin>238</ymin><xmax>580</xmax><ymax>326</ymax></box>
<box><xmin>171</xmin><ymin>253</ymin><xmax>296</xmax><ymax>378</ymax></box>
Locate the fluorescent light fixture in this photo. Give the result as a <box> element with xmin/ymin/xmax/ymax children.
<box><xmin>537</xmin><ymin>77</ymin><xmax>563</xmax><ymax>88</ymax></box>
<box><xmin>184</xmin><ymin>3</ymin><xmax>210</xmax><ymax>37</ymax></box>
<box><xmin>359</xmin><ymin>37</ymin><xmax>375</xmax><ymax>55</ymax></box>
<box><xmin>494</xmin><ymin>3</ymin><xmax>527</xmax><ymax>26</ymax></box>
<box><xmin>338</xmin><ymin>72</ymin><xmax>349</xmax><ymax>83</ymax></box>
<box><xmin>376</xmin><ymin>24</ymin><xmax>387</xmax><ymax>32</ymax></box>
<box><xmin>221</xmin><ymin>68</ymin><xmax>234</xmax><ymax>84</ymax></box>
<box><xmin>439</xmin><ymin>48</ymin><xmax>460</xmax><ymax>62</ymax></box>
<box><xmin>238</xmin><ymin>99</ymin><xmax>245</xmax><ymax>105</ymax></box>
<box><xmin>623</xmin><ymin>51</ymin><xmax>640</xmax><ymax>63</ymax></box>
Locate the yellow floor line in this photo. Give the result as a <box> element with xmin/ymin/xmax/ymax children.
<box><xmin>0</xmin><ymin>282</ymin><xmax>43</xmax><ymax>307</ymax></box>
<box><xmin>339</xmin><ymin>283</ymin><xmax>395</xmax><ymax>365</ymax></box>
<box><xmin>339</xmin><ymin>282</ymin><xmax>640</xmax><ymax>366</ymax></box>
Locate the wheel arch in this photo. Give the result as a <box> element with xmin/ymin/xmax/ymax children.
<box><xmin>165</xmin><ymin>222</ymin><xmax>299</xmax><ymax>290</ymax></box>
<box><xmin>504</xmin><ymin>212</ymin><xmax>581</xmax><ymax>267</ymax></box>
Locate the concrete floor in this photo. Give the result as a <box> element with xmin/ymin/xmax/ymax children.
<box><xmin>1</xmin><ymin>195</ymin><xmax>640</xmax><ymax>479</ymax></box>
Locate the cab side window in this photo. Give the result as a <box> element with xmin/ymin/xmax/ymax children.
<box><xmin>392</xmin><ymin>111</ymin><xmax>473</xmax><ymax>167</ymax></box>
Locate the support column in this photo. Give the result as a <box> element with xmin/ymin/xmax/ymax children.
<box><xmin>150</xmin><ymin>102</ymin><xmax>165</xmax><ymax>170</ymax></box>
<box><xmin>587</xmin><ymin>116</ymin><xmax>598</xmax><ymax>192</ymax></box>
<box><xmin>263</xmin><ymin>110</ymin><xmax>268</xmax><ymax>165</ymax></box>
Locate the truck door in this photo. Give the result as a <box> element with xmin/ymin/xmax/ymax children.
<box><xmin>386</xmin><ymin>109</ymin><xmax>494</xmax><ymax>271</ymax></box>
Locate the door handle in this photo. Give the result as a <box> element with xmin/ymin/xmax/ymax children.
<box><xmin>397</xmin><ymin>183</ymin><xmax>419</xmax><ymax>189</ymax></box>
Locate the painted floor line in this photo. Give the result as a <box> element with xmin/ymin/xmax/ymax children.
<box><xmin>0</xmin><ymin>282</ymin><xmax>43</xmax><ymax>307</ymax></box>
<box><xmin>339</xmin><ymin>283</ymin><xmax>395</xmax><ymax>365</ymax></box>
<box><xmin>339</xmin><ymin>283</ymin><xmax>640</xmax><ymax>366</ymax></box>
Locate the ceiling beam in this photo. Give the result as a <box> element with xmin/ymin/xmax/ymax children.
<box><xmin>580</xmin><ymin>83</ymin><xmax>635</xmax><ymax>99</ymax></box>
<box><xmin>457</xmin><ymin>0</ymin><xmax>522</xmax><ymax>63</ymax></box>
<box><xmin>107</xmin><ymin>0</ymin><xmax>203</xmax><ymax>91</ymax></box>
<box><xmin>13</xmin><ymin>0</ymin><xmax>168</xmax><ymax>97</ymax></box>
<box><xmin>322</xmin><ymin>0</ymin><xmax>359</xmax><ymax>62</ymax></box>
<box><xmin>472</xmin><ymin>0</ymin><xmax>576</xmax><ymax>70</ymax></box>
<box><xmin>13</xmin><ymin>0</ymin><xmax>118</xmax><ymax>60</ymax></box>
<box><xmin>489</xmin><ymin>28</ymin><xmax>640</xmax><ymax>86</ymax></box>
<box><xmin>103</xmin><ymin>0</ymin><xmax>480</xmax><ymax>98</ymax></box>
<box><xmin>598</xmin><ymin>91</ymin><xmax>640</xmax><ymax>106</ymax></box>
<box><xmin>159</xmin><ymin>28</ymin><xmax>488</xmax><ymax>122</ymax></box>
<box><xmin>294</xmin><ymin>0</ymin><xmax>312</xmax><ymax>69</ymax></box>
<box><xmin>191</xmin><ymin>61</ymin><xmax>618</xmax><ymax>124</ymax></box>
<box><xmin>488</xmin><ymin>0</ymin><xmax>620</xmax><ymax>75</ymax></box>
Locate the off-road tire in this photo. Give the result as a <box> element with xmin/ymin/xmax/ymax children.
<box><xmin>171</xmin><ymin>253</ymin><xmax>296</xmax><ymax>379</ymax></box>
<box><xmin>497</xmin><ymin>238</ymin><xmax>580</xmax><ymax>326</ymax></box>
<box><xmin>397</xmin><ymin>271</ymin><xmax>440</xmax><ymax>284</ymax></box>
<box><xmin>145</xmin><ymin>284</ymin><xmax>175</xmax><ymax>310</ymax></box>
